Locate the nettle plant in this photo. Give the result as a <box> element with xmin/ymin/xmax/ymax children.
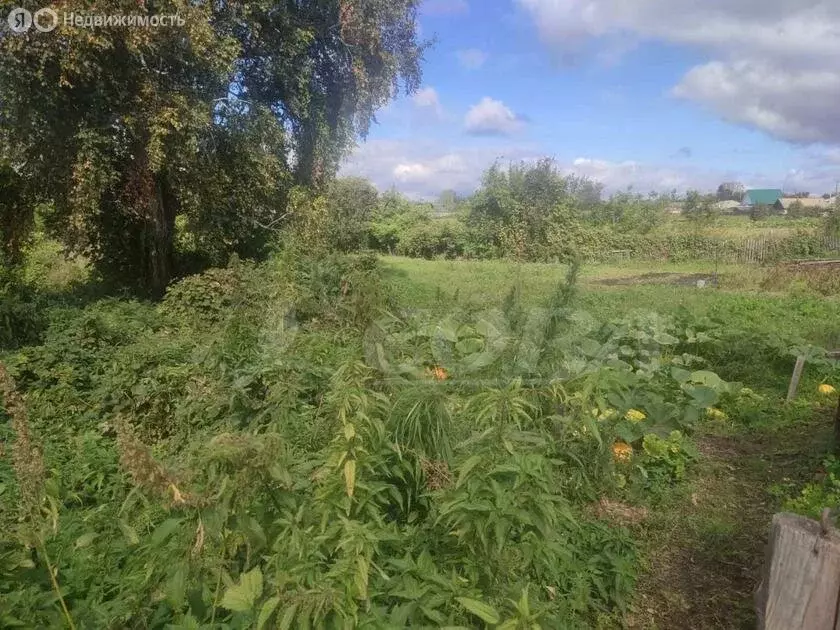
<box><xmin>1</xmin><ymin>273</ymin><xmax>738</xmax><ymax>628</ymax></box>
<box><xmin>2</xmin><ymin>356</ymin><xmax>636</xmax><ymax>628</ymax></box>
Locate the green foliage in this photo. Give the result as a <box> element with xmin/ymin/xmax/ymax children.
<box><xmin>824</xmin><ymin>205</ymin><xmax>840</xmax><ymax>239</ymax></box>
<box><xmin>591</xmin><ymin>190</ymin><xmax>667</xmax><ymax>234</ymax></box>
<box><xmin>683</xmin><ymin>191</ymin><xmax>720</xmax><ymax>231</ymax></box>
<box><xmin>324</xmin><ymin>177</ymin><xmax>380</xmax><ymax>253</ymax></box>
<box><xmin>0</xmin><ymin>0</ymin><xmax>425</xmax><ymax>295</ymax></box>
<box><xmin>639</xmin><ymin>431</ymin><xmax>698</xmax><ymax>487</ymax></box>
<box><xmin>750</xmin><ymin>204</ymin><xmax>774</xmax><ymax>221</ymax></box>
<box><xmin>396</xmin><ymin>217</ymin><xmax>468</xmax><ymax>259</ymax></box>
<box><xmin>784</xmin><ymin>456</ymin><xmax>840</xmax><ymax>520</ymax></box>
<box><xmin>467</xmin><ymin>158</ymin><xmax>599</xmax><ymax>260</ymax></box>
<box><xmin>7</xmin><ymin>243</ymin><xmax>836</xmax><ymax>627</ymax></box>
<box><xmin>0</xmin><ymin>269</ymin><xmax>44</xmax><ymax>349</ymax></box>
<box><xmin>347</xmin><ymin>165</ymin><xmax>835</xmax><ymax>266</ymax></box>
<box><xmin>762</xmin><ymin>264</ymin><xmax>840</xmax><ymax>296</ymax></box>
<box><xmin>367</xmin><ymin>190</ymin><xmax>435</xmax><ymax>254</ymax></box>
<box><xmin>0</xmin><ymin>254</ymin><xmax>653</xmax><ymax>628</ymax></box>
<box><xmin>0</xmin><ymin>160</ymin><xmax>31</xmax><ymax>266</ymax></box>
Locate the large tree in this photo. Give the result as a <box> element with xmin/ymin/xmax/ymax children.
<box><xmin>0</xmin><ymin>0</ymin><xmax>424</xmax><ymax>295</ymax></box>
<box><xmin>716</xmin><ymin>181</ymin><xmax>745</xmax><ymax>202</ymax></box>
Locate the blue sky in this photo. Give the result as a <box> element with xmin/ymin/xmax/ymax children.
<box><xmin>341</xmin><ymin>0</ymin><xmax>840</xmax><ymax>199</ymax></box>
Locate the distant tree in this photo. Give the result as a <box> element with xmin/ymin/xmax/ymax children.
<box><xmin>469</xmin><ymin>159</ymin><xmax>579</xmax><ymax>257</ymax></box>
<box><xmin>435</xmin><ymin>189</ymin><xmax>461</xmax><ymax>215</ymax></box>
<box><xmin>790</xmin><ymin>192</ymin><xmax>811</xmax><ymax>198</ymax></box>
<box><xmin>595</xmin><ymin>190</ymin><xmax>665</xmax><ymax>234</ymax></box>
<box><xmin>716</xmin><ymin>182</ymin><xmax>745</xmax><ymax>202</ymax></box>
<box><xmin>684</xmin><ymin>190</ymin><xmax>719</xmax><ymax>229</ymax></box>
<box><xmin>324</xmin><ymin>177</ymin><xmax>380</xmax><ymax>252</ymax></box>
<box><xmin>368</xmin><ymin>190</ymin><xmax>431</xmax><ymax>253</ymax></box>
<box><xmin>568</xmin><ymin>177</ymin><xmax>604</xmax><ymax>206</ymax></box>
<box><xmin>825</xmin><ymin>199</ymin><xmax>840</xmax><ymax>238</ymax></box>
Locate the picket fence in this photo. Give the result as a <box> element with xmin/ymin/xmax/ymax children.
<box><xmin>726</xmin><ymin>236</ymin><xmax>840</xmax><ymax>264</ymax></box>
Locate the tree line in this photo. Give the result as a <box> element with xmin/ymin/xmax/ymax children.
<box><xmin>317</xmin><ymin>160</ymin><xmax>717</xmax><ymax>260</ymax></box>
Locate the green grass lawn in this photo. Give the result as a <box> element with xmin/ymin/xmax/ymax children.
<box><xmin>382</xmin><ymin>256</ymin><xmax>840</xmax><ymax>348</ymax></box>
<box><xmin>654</xmin><ymin>215</ymin><xmax>820</xmax><ymax>239</ymax></box>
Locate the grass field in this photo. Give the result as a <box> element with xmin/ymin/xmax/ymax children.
<box><xmin>654</xmin><ymin>215</ymin><xmax>821</xmax><ymax>239</ymax></box>
<box><xmin>383</xmin><ymin>256</ymin><xmax>840</xmax><ymax>348</ymax></box>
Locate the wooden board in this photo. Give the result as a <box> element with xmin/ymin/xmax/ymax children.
<box><xmin>787</xmin><ymin>356</ymin><xmax>807</xmax><ymax>402</ymax></box>
<box><xmin>756</xmin><ymin>513</ymin><xmax>840</xmax><ymax>630</ymax></box>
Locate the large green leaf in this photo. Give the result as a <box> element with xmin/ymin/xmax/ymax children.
<box><xmin>256</xmin><ymin>596</ymin><xmax>280</xmax><ymax>630</ymax></box>
<box><xmin>435</xmin><ymin>318</ymin><xmax>459</xmax><ymax>343</ymax></box>
<box><xmin>684</xmin><ymin>384</ymin><xmax>718</xmax><ymax>407</ymax></box>
<box><xmin>150</xmin><ymin>518</ymin><xmax>182</xmax><ymax>547</ymax></box>
<box><xmin>670</xmin><ymin>367</ymin><xmax>691</xmax><ymax>384</ymax></box>
<box><xmin>166</xmin><ymin>562</ymin><xmax>189</xmax><ymax>609</ymax></box>
<box><xmin>277</xmin><ymin>603</ymin><xmax>299</xmax><ymax>630</ymax></box>
<box><xmin>456</xmin><ymin>597</ymin><xmax>501</xmax><ymax>624</ymax></box>
<box><xmin>689</xmin><ymin>370</ymin><xmax>725</xmax><ymax>391</ymax></box>
<box><xmin>221</xmin><ymin>567</ymin><xmax>263</xmax><ymax>612</ymax></box>
<box><xmin>456</xmin><ymin>337</ymin><xmax>484</xmax><ymax>355</ymax></box>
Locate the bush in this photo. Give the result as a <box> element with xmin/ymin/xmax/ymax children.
<box><xmin>0</xmin><ymin>264</ymin><xmax>45</xmax><ymax>349</ymax></box>
<box><xmin>395</xmin><ymin>218</ymin><xmax>467</xmax><ymax>259</ymax></box>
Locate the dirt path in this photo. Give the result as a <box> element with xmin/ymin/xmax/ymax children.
<box><xmin>627</xmin><ymin>416</ymin><xmax>834</xmax><ymax>629</ymax></box>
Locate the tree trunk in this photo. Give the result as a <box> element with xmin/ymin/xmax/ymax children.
<box><xmin>144</xmin><ymin>173</ymin><xmax>176</xmax><ymax>298</ymax></box>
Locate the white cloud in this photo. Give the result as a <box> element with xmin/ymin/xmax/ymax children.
<box><xmin>672</xmin><ymin>61</ymin><xmax>840</xmax><ymax>143</ymax></box>
<box><xmin>413</xmin><ymin>87</ymin><xmax>440</xmax><ymax>109</ymax></box>
<box><xmin>394</xmin><ymin>154</ymin><xmax>467</xmax><ymax>183</ymax></box>
<box><xmin>569</xmin><ymin>158</ymin><xmax>699</xmax><ymax>193</ymax></box>
<box><xmin>464</xmin><ymin>97</ymin><xmax>525</xmax><ymax>136</ymax></box>
<box><xmin>456</xmin><ymin>48</ymin><xmax>488</xmax><ymax>70</ymax></box>
<box><xmin>412</xmin><ymin>86</ymin><xmax>444</xmax><ymax>120</ymax></box>
<box><xmin>340</xmin><ymin>139</ymin><xmax>539</xmax><ymax>199</ymax></box>
<box><xmin>516</xmin><ymin>0</ymin><xmax>840</xmax><ymax>144</ymax></box>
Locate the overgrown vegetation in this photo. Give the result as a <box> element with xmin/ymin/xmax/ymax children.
<box><xmin>2</xmin><ymin>242</ymin><xmax>838</xmax><ymax>627</ymax></box>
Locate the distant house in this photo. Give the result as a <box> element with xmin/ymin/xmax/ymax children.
<box><xmin>743</xmin><ymin>189</ymin><xmax>784</xmax><ymax>206</ymax></box>
<box><xmin>776</xmin><ymin>197</ymin><xmax>834</xmax><ymax>216</ymax></box>
<box><xmin>713</xmin><ymin>200</ymin><xmax>741</xmax><ymax>213</ymax></box>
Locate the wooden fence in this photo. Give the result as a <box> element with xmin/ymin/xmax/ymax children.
<box><xmin>724</xmin><ymin>236</ymin><xmax>840</xmax><ymax>265</ymax></box>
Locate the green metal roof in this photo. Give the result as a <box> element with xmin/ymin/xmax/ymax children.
<box><xmin>744</xmin><ymin>189</ymin><xmax>783</xmax><ymax>205</ymax></box>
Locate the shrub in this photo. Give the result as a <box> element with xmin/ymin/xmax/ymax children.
<box><xmin>0</xmin><ymin>282</ymin><xmax>44</xmax><ymax>349</ymax></box>
<box><xmin>762</xmin><ymin>264</ymin><xmax>840</xmax><ymax>296</ymax></box>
